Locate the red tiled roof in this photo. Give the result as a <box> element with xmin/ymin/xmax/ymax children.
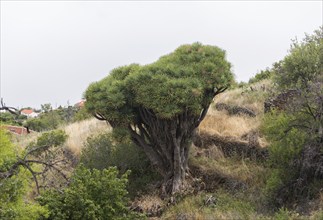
<box><xmin>21</xmin><ymin>109</ymin><xmax>34</xmax><ymax>114</ymax></box>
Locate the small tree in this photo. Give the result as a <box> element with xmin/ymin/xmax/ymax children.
<box><xmin>0</xmin><ymin>130</ymin><xmax>71</xmax><ymax>194</ymax></box>
<box><xmin>41</xmin><ymin>103</ymin><xmax>53</xmax><ymax>113</ymax></box>
<box><xmin>263</xmin><ymin>27</ymin><xmax>323</xmax><ymax>207</ymax></box>
<box><xmin>85</xmin><ymin>43</ymin><xmax>233</xmax><ymax>194</ymax></box>
<box><xmin>0</xmin><ymin>129</ymin><xmax>49</xmax><ymax>219</ymax></box>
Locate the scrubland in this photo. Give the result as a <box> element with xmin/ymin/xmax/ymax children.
<box><xmin>7</xmin><ymin>80</ymin><xmax>322</xmax><ymax>219</ymax></box>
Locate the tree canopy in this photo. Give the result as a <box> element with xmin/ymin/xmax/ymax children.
<box><xmin>85</xmin><ymin>43</ymin><xmax>233</xmax><ymax>123</ymax></box>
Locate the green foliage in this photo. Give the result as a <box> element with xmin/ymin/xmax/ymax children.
<box><xmin>0</xmin><ymin>173</ymin><xmax>49</xmax><ymax>220</ymax></box>
<box><xmin>24</xmin><ymin>129</ymin><xmax>68</xmax><ymax>158</ymax></box>
<box><xmin>263</xmin><ymin>113</ymin><xmax>306</xmax><ymax>168</ymax></box>
<box><xmin>80</xmin><ymin>132</ymin><xmax>113</xmax><ymax>170</ymax></box>
<box><xmin>0</xmin><ymin>112</ymin><xmax>20</xmax><ymax>125</ymax></box>
<box><xmin>0</xmin><ymin>129</ymin><xmax>16</xmax><ymax>167</ymax></box>
<box><xmin>274</xmin><ymin>27</ymin><xmax>323</xmax><ymax>89</ymax></box>
<box><xmin>262</xmin><ymin>112</ymin><xmax>307</xmax><ymax>199</ymax></box>
<box><xmin>25</xmin><ymin>105</ymin><xmax>88</xmax><ymax>131</ymax></box>
<box><xmin>273</xmin><ymin>208</ymin><xmax>300</xmax><ymax>220</ymax></box>
<box><xmin>41</xmin><ymin>103</ymin><xmax>53</xmax><ymax>113</ymax></box>
<box><xmin>85</xmin><ymin>42</ymin><xmax>233</xmax><ymax>122</ymax></box>
<box><xmin>248</xmin><ymin>68</ymin><xmax>273</xmax><ymax>84</ymax></box>
<box><xmin>26</xmin><ymin>110</ymin><xmax>62</xmax><ymax>132</ymax></box>
<box><xmin>262</xmin><ymin>75</ymin><xmax>323</xmax><ymax>206</ymax></box>
<box><xmin>0</xmin><ymin>129</ymin><xmax>49</xmax><ymax>219</ymax></box>
<box><xmin>38</xmin><ymin>166</ymin><xmax>140</xmax><ymax>220</ymax></box>
<box><xmin>72</xmin><ymin>107</ymin><xmax>92</xmax><ymax>122</ymax></box>
<box><xmin>80</xmin><ymin>132</ymin><xmax>160</xmax><ymax>197</ymax></box>
<box><xmin>85</xmin><ymin>43</ymin><xmax>234</xmax><ymax>194</ymax></box>
<box><xmin>36</xmin><ymin>130</ymin><xmax>68</xmax><ymax>147</ymax></box>
<box><xmin>261</xmin><ymin>27</ymin><xmax>323</xmax><ymax>208</ymax></box>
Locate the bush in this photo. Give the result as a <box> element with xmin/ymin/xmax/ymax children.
<box><xmin>80</xmin><ymin>132</ymin><xmax>113</xmax><ymax>170</ymax></box>
<box><xmin>38</xmin><ymin>166</ymin><xmax>141</xmax><ymax>220</ymax></box>
<box><xmin>262</xmin><ymin>85</ymin><xmax>322</xmax><ymax>207</ymax></box>
<box><xmin>0</xmin><ymin>129</ymin><xmax>49</xmax><ymax>219</ymax></box>
<box><xmin>35</xmin><ymin>129</ymin><xmax>68</xmax><ymax>147</ymax></box>
<box><xmin>274</xmin><ymin>27</ymin><xmax>322</xmax><ymax>89</ymax></box>
<box><xmin>261</xmin><ymin>27</ymin><xmax>323</xmax><ymax>208</ymax></box>
<box><xmin>26</xmin><ymin>111</ymin><xmax>62</xmax><ymax>132</ymax></box>
<box><xmin>80</xmin><ymin>131</ymin><xmax>160</xmax><ymax>197</ymax></box>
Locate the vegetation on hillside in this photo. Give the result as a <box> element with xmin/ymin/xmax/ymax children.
<box><xmin>0</xmin><ymin>27</ymin><xmax>322</xmax><ymax>219</ymax></box>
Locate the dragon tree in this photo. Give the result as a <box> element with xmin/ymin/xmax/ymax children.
<box><xmin>85</xmin><ymin>43</ymin><xmax>234</xmax><ymax>194</ymax></box>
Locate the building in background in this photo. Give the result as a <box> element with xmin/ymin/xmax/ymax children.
<box><xmin>21</xmin><ymin>109</ymin><xmax>39</xmax><ymax>118</ymax></box>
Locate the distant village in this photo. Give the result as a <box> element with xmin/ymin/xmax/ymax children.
<box><xmin>0</xmin><ymin>100</ymin><xmax>86</xmax><ymax>135</ymax></box>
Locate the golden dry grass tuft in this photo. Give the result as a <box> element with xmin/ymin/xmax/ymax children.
<box><xmin>63</xmin><ymin>118</ymin><xmax>111</xmax><ymax>155</ymax></box>
<box><xmin>199</xmin><ymin>95</ymin><xmax>268</xmax><ymax>147</ymax></box>
<box><xmin>199</xmin><ymin>111</ymin><xmax>260</xmax><ymax>138</ymax></box>
<box><xmin>135</xmin><ymin>194</ymin><xmax>164</xmax><ymax>211</ymax></box>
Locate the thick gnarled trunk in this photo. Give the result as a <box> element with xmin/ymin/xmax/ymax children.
<box><xmin>127</xmin><ymin>107</ymin><xmax>204</xmax><ymax>194</ymax></box>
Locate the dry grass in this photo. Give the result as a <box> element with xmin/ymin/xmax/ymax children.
<box><xmin>134</xmin><ymin>194</ymin><xmax>164</xmax><ymax>210</ymax></box>
<box><xmin>13</xmin><ymin>118</ymin><xmax>110</xmax><ymax>155</ymax></box>
<box><xmin>199</xmin><ymin>94</ymin><xmax>269</xmax><ymax>147</ymax></box>
<box><xmin>63</xmin><ymin>118</ymin><xmax>111</xmax><ymax>155</ymax></box>
<box><xmin>199</xmin><ymin>108</ymin><xmax>261</xmax><ymax>138</ymax></box>
<box><xmin>214</xmin><ymin>79</ymin><xmax>273</xmax><ymax>114</ymax></box>
<box><xmin>12</xmin><ymin>131</ymin><xmax>41</xmax><ymax>151</ymax></box>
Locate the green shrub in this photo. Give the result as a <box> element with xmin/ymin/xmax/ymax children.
<box><xmin>273</xmin><ymin>27</ymin><xmax>322</xmax><ymax>90</ymax></box>
<box><xmin>263</xmin><ymin>113</ymin><xmax>306</xmax><ymax>168</ymax></box>
<box><xmin>38</xmin><ymin>166</ymin><xmax>141</xmax><ymax>220</ymax></box>
<box><xmin>36</xmin><ymin>129</ymin><xmax>68</xmax><ymax>147</ymax></box>
<box><xmin>262</xmin><ymin>112</ymin><xmax>306</xmax><ymax>199</ymax></box>
<box><xmin>248</xmin><ymin>69</ymin><xmax>273</xmax><ymax>84</ymax></box>
<box><xmin>261</xmin><ymin>27</ymin><xmax>323</xmax><ymax>209</ymax></box>
<box><xmin>0</xmin><ymin>112</ymin><xmax>25</xmax><ymax>125</ymax></box>
<box><xmin>0</xmin><ymin>129</ymin><xmax>49</xmax><ymax>220</ymax></box>
<box><xmin>80</xmin><ymin>132</ymin><xmax>113</xmax><ymax>170</ymax></box>
<box><xmin>80</xmin><ymin>132</ymin><xmax>160</xmax><ymax>197</ymax></box>
<box><xmin>262</xmin><ymin>107</ymin><xmax>322</xmax><ymax>207</ymax></box>
<box><xmin>26</xmin><ymin>111</ymin><xmax>62</xmax><ymax>132</ymax></box>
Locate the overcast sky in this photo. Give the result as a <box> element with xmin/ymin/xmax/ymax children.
<box><xmin>0</xmin><ymin>1</ymin><xmax>322</xmax><ymax>109</ymax></box>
